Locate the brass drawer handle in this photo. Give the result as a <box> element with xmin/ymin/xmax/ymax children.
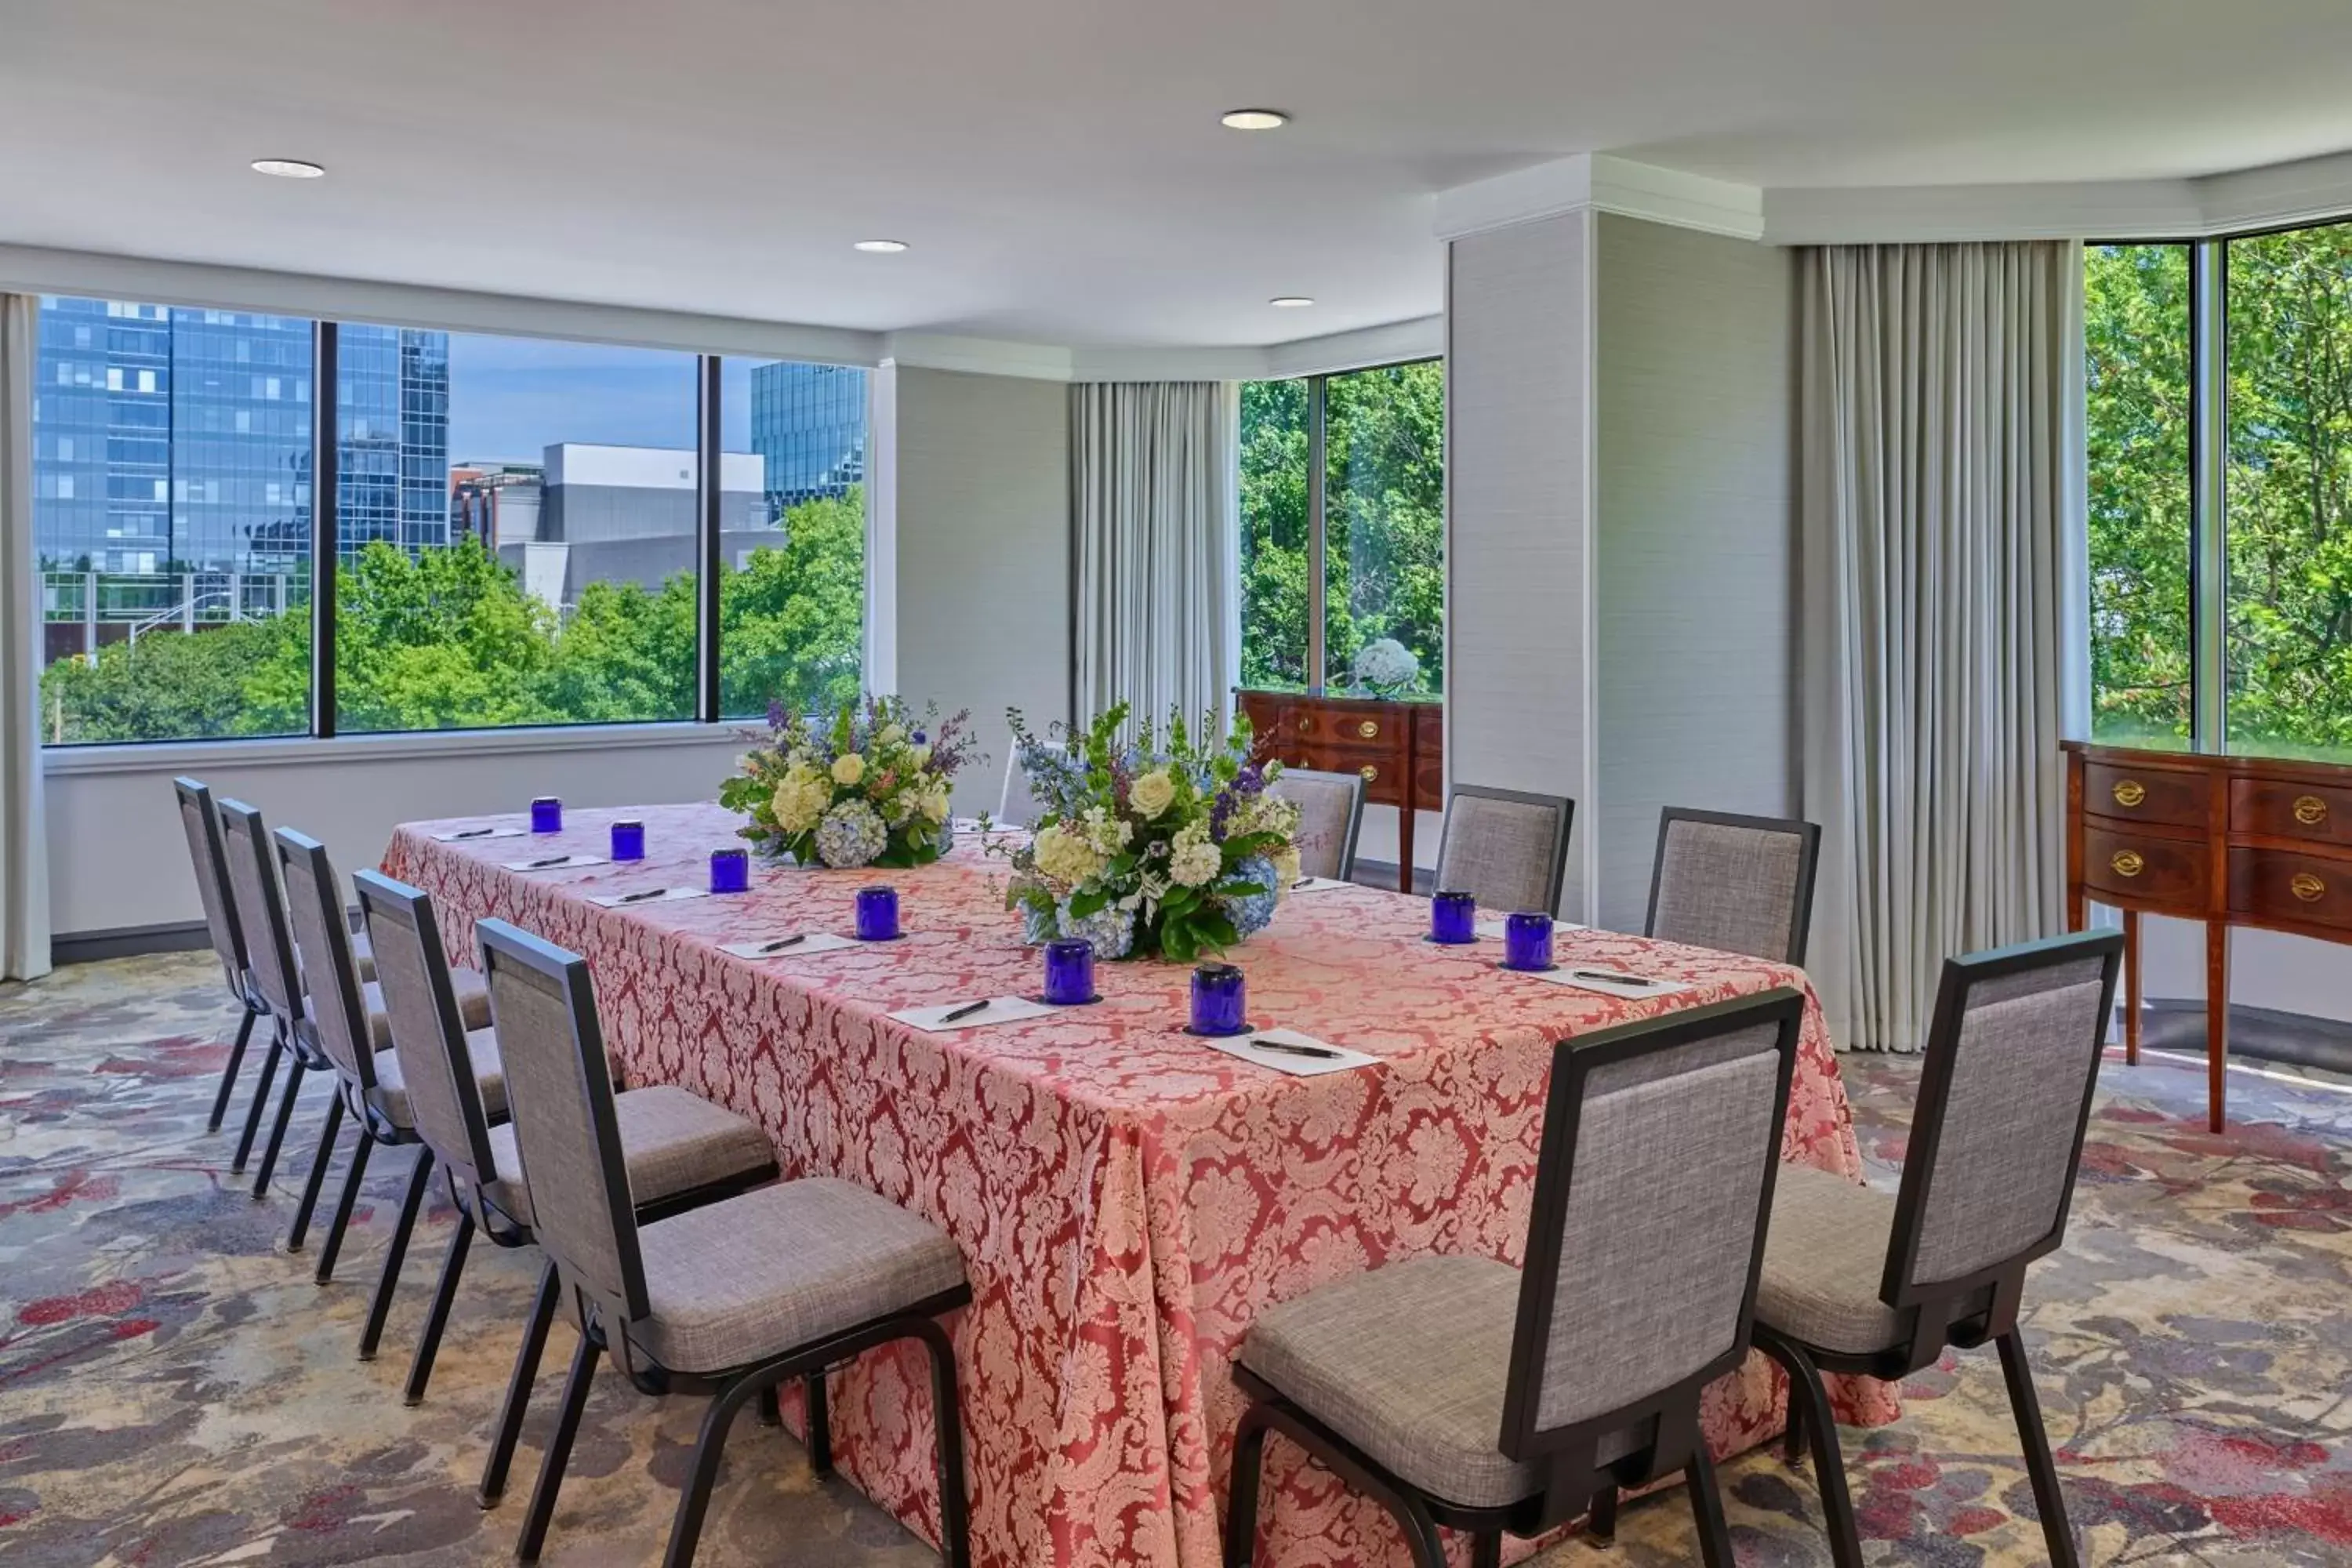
<box><xmin>2111</xmin><ymin>849</ymin><xmax>2145</xmax><ymax>879</ymax></box>
<box><xmin>1357</xmin><ymin>719</ymin><xmax>1380</xmax><ymax>739</ymax></box>
<box><xmin>2292</xmin><ymin>872</ymin><xmax>2326</xmax><ymax>902</ymax></box>
<box><xmin>2111</xmin><ymin>779</ymin><xmax>2146</xmax><ymax>808</ymax></box>
<box><xmin>1359</xmin><ymin>764</ymin><xmax>1379</xmax><ymax>784</ymax></box>
<box><xmin>1297</xmin><ymin>717</ymin><xmax>1313</xmax><ymax>735</ymax></box>
<box><xmin>2294</xmin><ymin>794</ymin><xmax>2329</xmax><ymax>826</ymax></box>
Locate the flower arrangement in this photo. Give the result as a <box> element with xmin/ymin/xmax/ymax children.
<box><xmin>994</xmin><ymin>702</ymin><xmax>1302</xmax><ymax>963</ymax></box>
<box><xmin>1352</xmin><ymin>637</ymin><xmax>1422</xmax><ymax>696</ymax></box>
<box><xmin>720</xmin><ymin>696</ymin><xmax>977</xmax><ymax>869</ymax></box>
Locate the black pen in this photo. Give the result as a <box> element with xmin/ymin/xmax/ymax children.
<box><xmin>939</xmin><ymin>999</ymin><xmax>992</xmax><ymax>1023</ymax></box>
<box><xmin>1571</xmin><ymin>968</ymin><xmax>1658</xmax><ymax>989</ymax></box>
<box><xmin>1247</xmin><ymin>1036</ymin><xmax>1341</xmax><ymax>1059</ymax></box>
<box><xmin>448</xmin><ymin>826</ymin><xmax>495</xmax><ymax>840</ymax></box>
<box><xmin>613</xmin><ymin>887</ymin><xmax>668</xmax><ymax>905</ymax></box>
<box><xmin>753</xmin><ymin>933</ymin><xmax>808</xmax><ymax>954</ymax></box>
<box><xmin>520</xmin><ymin>855</ymin><xmax>572</xmax><ymax>869</ymax></box>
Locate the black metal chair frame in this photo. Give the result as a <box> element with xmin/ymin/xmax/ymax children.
<box><xmin>1643</xmin><ymin>806</ymin><xmax>1824</xmax><ymax>966</ymax></box>
<box><xmin>1434</xmin><ymin>783</ymin><xmax>1576</xmax><ymax>916</ymax></box>
<box><xmin>173</xmin><ymin>777</ymin><xmax>269</xmax><ymax>1141</ymax></box>
<box><xmin>216</xmin><ymin>797</ymin><xmax>338</xmax><ymax>1205</ymax></box>
<box><xmin>476</xmin><ymin>919</ymin><xmax>973</xmax><ymax>1568</ymax></box>
<box><xmin>1273</xmin><ymin>766</ymin><xmax>1367</xmax><ymax>884</ymax></box>
<box><xmin>1225</xmin><ymin>989</ymin><xmax>1807</xmax><ymax>1568</ymax></box>
<box><xmin>1760</xmin><ymin>931</ymin><xmax>2125</xmax><ymax>1568</ymax></box>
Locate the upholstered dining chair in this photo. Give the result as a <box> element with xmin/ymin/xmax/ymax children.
<box><xmin>996</xmin><ymin>739</ymin><xmax>1066</xmax><ymax>827</ymax></box>
<box><xmin>1269</xmin><ymin>767</ymin><xmax>1365</xmax><ymax>883</ymax></box>
<box><xmin>475</xmin><ymin>917</ymin><xmax>976</xmax><ymax>1568</ymax></box>
<box><xmin>1224</xmin><ymin>986</ymin><xmax>1808</xmax><ymax>1568</ymax></box>
<box><xmin>1432</xmin><ymin>784</ymin><xmax>1574</xmax><ymax>915</ymax></box>
<box><xmin>352</xmin><ymin>869</ymin><xmax>780</xmax><ymax>1505</ymax></box>
<box><xmin>1645</xmin><ymin>808</ymin><xmax>1823</xmax><ymax>965</ymax></box>
<box><xmin>172</xmin><ymin>777</ymin><xmax>265</xmax><ymax>1139</ymax></box>
<box><xmin>1755</xmin><ymin>930</ymin><xmax>2124</xmax><ymax>1568</ymax></box>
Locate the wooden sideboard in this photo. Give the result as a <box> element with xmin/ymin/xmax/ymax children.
<box><xmin>1236</xmin><ymin>691</ymin><xmax>1443</xmax><ymax>882</ymax></box>
<box><xmin>2064</xmin><ymin>741</ymin><xmax>2352</xmax><ymax>1131</ymax></box>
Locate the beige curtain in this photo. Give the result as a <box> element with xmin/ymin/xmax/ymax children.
<box><xmin>1800</xmin><ymin>241</ymin><xmax>2084</xmax><ymax>1051</ymax></box>
<box><xmin>1070</xmin><ymin>381</ymin><xmax>1239</xmax><ymax>730</ymax></box>
<box><xmin>2</xmin><ymin>294</ymin><xmax>51</xmax><ymax>979</ymax></box>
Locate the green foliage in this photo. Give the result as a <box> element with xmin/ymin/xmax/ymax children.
<box><xmin>41</xmin><ymin>488</ymin><xmax>869</xmax><ymax>744</ymax></box>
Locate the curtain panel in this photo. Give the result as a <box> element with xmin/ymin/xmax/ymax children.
<box><xmin>1799</xmin><ymin>241</ymin><xmax>2085</xmax><ymax>1051</ymax></box>
<box><xmin>2</xmin><ymin>294</ymin><xmax>52</xmax><ymax>979</ymax></box>
<box><xmin>1070</xmin><ymin>381</ymin><xmax>1240</xmax><ymax>730</ymax></box>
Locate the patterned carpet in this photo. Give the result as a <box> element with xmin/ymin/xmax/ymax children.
<box><xmin>2</xmin><ymin>953</ymin><xmax>2348</xmax><ymax>1567</ymax></box>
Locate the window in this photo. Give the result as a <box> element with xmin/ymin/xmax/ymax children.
<box><xmin>1240</xmin><ymin>359</ymin><xmax>1443</xmax><ymax>698</ymax></box>
<box><xmin>2087</xmin><ymin>221</ymin><xmax>2352</xmax><ymax>763</ymax></box>
<box><xmin>31</xmin><ymin>293</ymin><xmax>870</xmax><ymax>746</ymax></box>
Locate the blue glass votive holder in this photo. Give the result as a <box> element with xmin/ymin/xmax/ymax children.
<box><xmin>709</xmin><ymin>848</ymin><xmax>750</xmax><ymax>895</ymax></box>
<box><xmin>855</xmin><ymin>885</ymin><xmax>900</xmax><ymax>942</ymax></box>
<box><xmin>610</xmin><ymin>819</ymin><xmax>646</xmax><ymax>862</ymax></box>
<box><xmin>1190</xmin><ymin>963</ymin><xmax>1248</xmax><ymax>1036</ymax></box>
<box><xmin>1431</xmin><ymin>888</ymin><xmax>1478</xmax><ymax>944</ymax></box>
<box><xmin>1042</xmin><ymin>938</ymin><xmax>1095</xmax><ymax>1006</ymax></box>
<box><xmin>1503</xmin><ymin>911</ymin><xmax>1555</xmax><ymax>971</ymax></box>
<box><xmin>529</xmin><ymin>797</ymin><xmax>563</xmax><ymax>834</ymax></box>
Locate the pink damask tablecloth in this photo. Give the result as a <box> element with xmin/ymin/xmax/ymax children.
<box><xmin>383</xmin><ymin>801</ymin><xmax>1897</xmax><ymax>1568</ymax></box>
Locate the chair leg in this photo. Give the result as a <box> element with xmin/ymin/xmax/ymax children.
<box><xmin>208</xmin><ymin>1005</ymin><xmax>258</xmax><ymax>1133</ymax></box>
<box><xmin>251</xmin><ymin>1057</ymin><xmax>308</xmax><ymax>1199</ymax></box>
<box><xmin>1588</xmin><ymin>1484</ymin><xmax>1617</xmax><ymax>1547</ymax></box>
<box><xmin>312</xmin><ymin>1129</ymin><xmax>375</xmax><ymax>1285</ymax></box>
<box><xmin>804</xmin><ymin>1372</ymin><xmax>832</xmax><ymax>1475</ymax></box>
<box><xmin>1223</xmin><ymin>1403</ymin><xmax>1270</xmax><ymax>1568</ymax></box>
<box><xmin>517</xmin><ymin>1331</ymin><xmax>603</xmax><ymax>1564</ymax></box>
<box><xmin>358</xmin><ymin>1147</ymin><xmax>434</xmax><ymax>1358</ymax></box>
<box><xmin>1759</xmin><ymin>1326</ymin><xmax>1864</xmax><ymax>1568</ymax></box>
<box><xmin>661</xmin><ymin>1377</ymin><xmax>760</xmax><ymax>1568</ymax></box>
<box><xmin>1469</xmin><ymin>1530</ymin><xmax>1503</xmax><ymax>1568</ymax></box>
<box><xmin>404</xmin><ymin>1210</ymin><xmax>475</xmax><ymax>1403</ymax></box>
<box><xmin>480</xmin><ymin>1261</ymin><xmax>560</xmax><ymax>1510</ymax></box>
<box><xmin>756</xmin><ymin>1384</ymin><xmax>782</xmax><ymax>1428</ymax></box>
<box><xmin>1784</xmin><ymin>1388</ymin><xmax>1806</xmax><ymax>1465</ymax></box>
<box><xmin>1998</xmin><ymin>1328</ymin><xmax>2080</xmax><ymax>1568</ymax></box>
<box><xmin>1685</xmin><ymin>1441</ymin><xmax>1734</xmax><ymax>1568</ymax></box>
<box><xmin>918</xmin><ymin>1318</ymin><xmax>973</xmax><ymax>1568</ymax></box>
<box><xmin>230</xmin><ymin>1032</ymin><xmax>284</xmax><ymax>1178</ymax></box>
<box><xmin>283</xmin><ymin>1096</ymin><xmax>346</xmax><ymax>1254</ymax></box>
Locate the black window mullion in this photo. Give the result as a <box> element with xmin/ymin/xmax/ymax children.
<box><xmin>695</xmin><ymin>354</ymin><xmax>722</xmax><ymax>723</ymax></box>
<box><xmin>311</xmin><ymin>320</ymin><xmax>339</xmax><ymax>739</ymax></box>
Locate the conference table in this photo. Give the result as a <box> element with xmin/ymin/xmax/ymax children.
<box><xmin>384</xmin><ymin>801</ymin><xmax>1896</xmax><ymax>1568</ymax></box>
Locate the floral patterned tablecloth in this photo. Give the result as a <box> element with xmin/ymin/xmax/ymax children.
<box><xmin>384</xmin><ymin>801</ymin><xmax>1897</xmax><ymax>1568</ymax></box>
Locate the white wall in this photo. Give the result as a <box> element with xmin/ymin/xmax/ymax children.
<box><xmin>2134</xmin><ymin>913</ymin><xmax>2352</xmax><ymax>1025</ymax></box>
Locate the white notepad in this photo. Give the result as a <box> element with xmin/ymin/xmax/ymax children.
<box><xmin>501</xmin><ymin>853</ymin><xmax>610</xmax><ymax>872</ymax></box>
<box><xmin>588</xmin><ymin>886</ymin><xmax>712</xmax><ymax>909</ymax></box>
<box><xmin>1522</xmin><ymin>966</ymin><xmax>1696</xmax><ymax>1002</ymax></box>
<box><xmin>1202</xmin><ymin>1026</ymin><xmax>1382</xmax><ymax>1076</ymax></box>
<box><xmin>719</xmin><ymin>933</ymin><xmax>861</xmax><ymax>960</ymax></box>
<box><xmin>1287</xmin><ymin>877</ymin><xmax>1352</xmax><ymax>895</ymax></box>
<box><xmin>432</xmin><ymin>825</ymin><xmax>528</xmax><ymax>843</ymax></box>
<box><xmin>1474</xmin><ymin>916</ymin><xmax>1588</xmax><ymax>940</ymax></box>
<box><xmin>890</xmin><ymin>996</ymin><xmax>1064</xmax><ymax>1033</ymax></box>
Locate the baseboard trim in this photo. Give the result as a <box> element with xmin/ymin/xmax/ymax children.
<box><xmin>2141</xmin><ymin>999</ymin><xmax>2352</xmax><ymax>1077</ymax></box>
<box><xmin>53</xmin><ymin>920</ymin><xmax>212</xmax><ymax>966</ymax></box>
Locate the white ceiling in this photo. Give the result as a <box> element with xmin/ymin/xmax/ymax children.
<box><xmin>4</xmin><ymin>0</ymin><xmax>2351</xmax><ymax>348</ymax></box>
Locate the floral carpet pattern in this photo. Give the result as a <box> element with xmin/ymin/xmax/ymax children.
<box><xmin>2</xmin><ymin>952</ymin><xmax>2348</xmax><ymax>1566</ymax></box>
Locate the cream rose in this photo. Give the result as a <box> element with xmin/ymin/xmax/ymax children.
<box><xmin>1033</xmin><ymin>824</ymin><xmax>1103</xmax><ymax>887</ymax></box>
<box><xmin>831</xmin><ymin>753</ymin><xmax>866</xmax><ymax>786</ymax></box>
<box><xmin>771</xmin><ymin>769</ymin><xmax>832</xmax><ymax>833</ymax></box>
<box><xmin>1129</xmin><ymin>768</ymin><xmax>1177</xmax><ymax>819</ymax></box>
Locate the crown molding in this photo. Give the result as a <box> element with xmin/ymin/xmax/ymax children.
<box><xmin>1433</xmin><ymin>154</ymin><xmax>1764</xmax><ymax>243</ymax></box>
<box><xmin>885</xmin><ymin>317</ymin><xmax>1446</xmax><ymax>384</ymax></box>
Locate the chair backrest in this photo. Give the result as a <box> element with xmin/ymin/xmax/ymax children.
<box><xmin>216</xmin><ymin>798</ymin><xmax>303</xmax><ymax>1023</ymax></box>
<box><xmin>273</xmin><ymin>829</ymin><xmax>378</xmax><ymax>1090</ymax></box>
<box><xmin>997</xmin><ymin>739</ymin><xmax>1068</xmax><ymax>827</ymax></box>
<box><xmin>1644</xmin><ymin>808</ymin><xmax>1823</xmax><ymax>966</ymax></box>
<box><xmin>1500</xmin><ymin>988</ymin><xmax>1804</xmax><ymax>1466</ymax></box>
<box><xmin>476</xmin><ymin>918</ymin><xmax>650</xmax><ymax>1325</ymax></box>
<box><xmin>1433</xmin><ymin>785</ymin><xmax>1573</xmax><ymax>914</ymax></box>
<box><xmin>172</xmin><ymin>776</ymin><xmax>248</xmax><ymax>1001</ymax></box>
<box><xmin>1881</xmin><ymin>931</ymin><xmax>2123</xmax><ymax>1309</ymax></box>
<box><xmin>354</xmin><ymin>869</ymin><xmax>500</xmax><ymax>1185</ymax></box>
<box><xmin>1269</xmin><ymin>767</ymin><xmax>1365</xmax><ymax>882</ymax></box>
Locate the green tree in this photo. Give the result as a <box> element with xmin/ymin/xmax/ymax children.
<box><xmin>336</xmin><ymin>536</ymin><xmax>557</xmax><ymax>732</ymax></box>
<box><xmin>1240</xmin><ymin>379</ymin><xmax>1310</xmax><ymax>689</ymax></box>
<box><xmin>1323</xmin><ymin>361</ymin><xmax>1445</xmax><ymax>691</ymax></box>
<box><xmin>721</xmin><ymin>490</ymin><xmax>866</xmax><ymax>716</ymax></box>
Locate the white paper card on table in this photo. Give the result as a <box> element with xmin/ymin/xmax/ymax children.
<box><xmin>1523</xmin><ymin>966</ymin><xmax>1696</xmax><ymax>1001</ymax></box>
<box><xmin>432</xmin><ymin>825</ymin><xmax>528</xmax><ymax>843</ymax></box>
<box><xmin>1203</xmin><ymin>1026</ymin><xmax>1381</xmax><ymax>1077</ymax></box>
<box><xmin>589</xmin><ymin>886</ymin><xmax>711</xmax><ymax>909</ymax></box>
<box><xmin>719</xmin><ymin>932</ymin><xmax>860</xmax><ymax>960</ymax></box>
<box><xmin>1474</xmin><ymin>916</ymin><xmax>1587</xmax><ymax>939</ymax></box>
<box><xmin>890</xmin><ymin>996</ymin><xmax>1062</xmax><ymax>1033</ymax></box>
<box><xmin>501</xmin><ymin>853</ymin><xmax>611</xmax><ymax>872</ymax></box>
<box><xmin>1287</xmin><ymin>877</ymin><xmax>1352</xmax><ymax>894</ymax></box>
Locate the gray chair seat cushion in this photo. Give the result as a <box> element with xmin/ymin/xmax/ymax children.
<box><xmin>485</xmin><ymin>1085</ymin><xmax>777</xmax><ymax>1228</ymax></box>
<box><xmin>1755</xmin><ymin>1164</ymin><xmax>1904</xmax><ymax>1355</ymax></box>
<box><xmin>1240</xmin><ymin>1254</ymin><xmax>1544</xmax><ymax>1509</ymax></box>
<box><xmin>361</xmin><ymin>965</ymin><xmax>491</xmax><ymax>1050</ymax></box>
<box><xmin>372</xmin><ymin>1027</ymin><xmax>504</xmax><ymax>1130</ymax></box>
<box><xmin>630</xmin><ymin>1178</ymin><xmax>966</xmax><ymax>1375</ymax></box>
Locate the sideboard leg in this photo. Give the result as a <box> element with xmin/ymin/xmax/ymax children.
<box><xmin>2121</xmin><ymin>909</ymin><xmax>2141</xmax><ymax>1066</ymax></box>
<box><xmin>2205</xmin><ymin>921</ymin><xmax>2229</xmax><ymax>1134</ymax></box>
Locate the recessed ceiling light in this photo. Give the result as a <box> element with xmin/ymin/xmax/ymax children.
<box><xmin>853</xmin><ymin>239</ymin><xmax>909</xmax><ymax>254</ymax></box>
<box><xmin>249</xmin><ymin>158</ymin><xmax>325</xmax><ymax>180</ymax></box>
<box><xmin>1221</xmin><ymin>108</ymin><xmax>1290</xmax><ymax>131</ymax></box>
<box><xmin>1269</xmin><ymin>296</ymin><xmax>1315</xmax><ymax>308</ymax></box>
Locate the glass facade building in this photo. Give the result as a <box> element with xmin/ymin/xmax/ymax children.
<box><xmin>337</xmin><ymin>325</ymin><xmax>452</xmax><ymax>561</ymax></box>
<box><xmin>748</xmin><ymin>361</ymin><xmax>866</xmax><ymax>512</ymax></box>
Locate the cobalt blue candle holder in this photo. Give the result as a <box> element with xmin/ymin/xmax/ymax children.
<box><xmin>709</xmin><ymin>848</ymin><xmax>750</xmax><ymax>895</ymax></box>
<box><xmin>610</xmin><ymin>819</ymin><xmax>646</xmax><ymax>862</ymax></box>
<box><xmin>1503</xmin><ymin>910</ymin><xmax>1555</xmax><ymax>971</ymax></box>
<box><xmin>1041</xmin><ymin>938</ymin><xmax>1097</xmax><ymax>1006</ymax></box>
<box><xmin>1429</xmin><ymin>888</ymin><xmax>1477</xmax><ymax>945</ymax></box>
<box><xmin>1189</xmin><ymin>963</ymin><xmax>1248</xmax><ymax>1036</ymax></box>
<box><xmin>855</xmin><ymin>885</ymin><xmax>900</xmax><ymax>942</ymax></box>
<box><xmin>529</xmin><ymin>797</ymin><xmax>563</xmax><ymax>834</ymax></box>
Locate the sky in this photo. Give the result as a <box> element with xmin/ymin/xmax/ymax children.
<box><xmin>442</xmin><ymin>333</ymin><xmax>764</xmax><ymax>463</ymax></box>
